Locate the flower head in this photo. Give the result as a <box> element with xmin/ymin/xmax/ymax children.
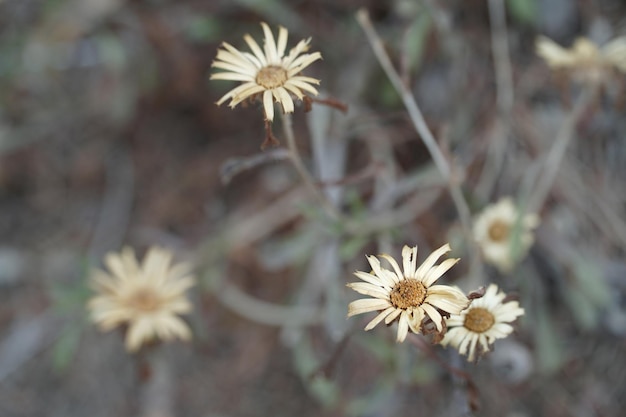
<box><xmin>440</xmin><ymin>284</ymin><xmax>524</xmax><ymax>362</ymax></box>
<box><xmin>473</xmin><ymin>197</ymin><xmax>539</xmax><ymax>273</ymax></box>
<box><xmin>536</xmin><ymin>35</ymin><xmax>626</xmax><ymax>84</ymax></box>
<box><xmin>347</xmin><ymin>244</ymin><xmax>469</xmax><ymax>343</ymax></box>
<box><xmin>210</xmin><ymin>22</ymin><xmax>322</xmax><ymax>122</ymax></box>
<box><xmin>87</xmin><ymin>246</ymin><xmax>195</xmax><ymax>352</ymax></box>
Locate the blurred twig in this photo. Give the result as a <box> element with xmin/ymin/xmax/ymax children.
<box><xmin>525</xmin><ymin>89</ymin><xmax>593</xmax><ymax>213</ymax></box>
<box><xmin>88</xmin><ymin>146</ymin><xmax>134</xmax><ymax>260</ymax></box>
<box><xmin>475</xmin><ymin>0</ymin><xmax>515</xmax><ymax>198</ymax></box>
<box><xmin>219</xmin><ymin>148</ymin><xmax>291</xmax><ymax>185</ymax></box>
<box><xmin>488</xmin><ymin>0</ymin><xmax>514</xmax><ymax>119</ymax></box>
<box><xmin>282</xmin><ymin>113</ymin><xmax>341</xmax><ymax>221</ymax></box>
<box><xmin>356</xmin><ymin>9</ymin><xmax>483</xmax><ymax>284</ymax></box>
<box><xmin>219</xmin><ymin>281</ymin><xmax>324</xmax><ymax>326</ymax></box>
<box><xmin>139</xmin><ymin>350</ymin><xmax>174</xmax><ymax>417</ymax></box>
<box><xmin>406</xmin><ymin>334</ymin><xmax>479</xmax><ymax>414</ymax></box>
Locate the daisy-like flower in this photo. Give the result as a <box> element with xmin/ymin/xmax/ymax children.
<box><xmin>440</xmin><ymin>284</ymin><xmax>524</xmax><ymax>362</ymax></box>
<box><xmin>473</xmin><ymin>197</ymin><xmax>539</xmax><ymax>273</ymax></box>
<box><xmin>87</xmin><ymin>246</ymin><xmax>195</xmax><ymax>352</ymax></box>
<box><xmin>210</xmin><ymin>22</ymin><xmax>322</xmax><ymax>122</ymax></box>
<box><xmin>347</xmin><ymin>244</ymin><xmax>469</xmax><ymax>343</ymax></box>
<box><xmin>536</xmin><ymin>35</ymin><xmax>626</xmax><ymax>85</ymax></box>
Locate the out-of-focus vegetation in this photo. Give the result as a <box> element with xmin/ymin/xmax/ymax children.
<box><xmin>1</xmin><ymin>1</ymin><xmax>626</xmax><ymax>416</ymax></box>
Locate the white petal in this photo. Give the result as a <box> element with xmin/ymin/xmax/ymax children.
<box><xmin>414</xmin><ymin>243</ymin><xmax>451</xmax><ymax>279</ymax></box>
<box><xmin>402</xmin><ymin>245</ymin><xmax>418</xmax><ymax>278</ymax></box>
<box><xmin>366</xmin><ymin>255</ymin><xmax>396</xmax><ymax>287</ymax></box>
<box><xmin>347</xmin><ymin>298</ymin><xmax>391</xmax><ymax>317</ymax></box>
<box><xmin>384</xmin><ymin>308</ymin><xmax>402</xmax><ymax>324</ymax></box>
<box><xmin>353</xmin><ymin>271</ymin><xmax>388</xmax><ymax>288</ymax></box>
<box><xmin>396</xmin><ymin>312</ymin><xmax>409</xmax><ymax>342</ymax></box>
<box><xmin>364</xmin><ymin>306</ymin><xmax>396</xmax><ymax>331</ymax></box>
<box><xmin>244</xmin><ymin>34</ymin><xmax>268</xmax><ymax>66</ymax></box>
<box><xmin>286</xmin><ymin>52</ymin><xmax>322</xmax><ymax>76</ymax></box>
<box><xmin>212</xmin><ymin>60</ymin><xmax>257</xmax><ymax>76</ymax></box>
<box><xmin>285</xmin><ymin>78</ymin><xmax>319</xmax><ymax>95</ymax></box>
<box><xmin>378</xmin><ymin>253</ymin><xmax>403</xmax><ymax>283</ymax></box>
<box><xmin>262</xmin><ymin>90</ymin><xmax>274</xmax><ymax>121</ymax></box>
<box><xmin>261</xmin><ymin>22</ymin><xmax>279</xmax><ymax>63</ymax></box>
<box><xmin>346</xmin><ymin>282</ymin><xmax>389</xmax><ymax>299</ymax></box>
<box><xmin>273</xmin><ymin>87</ymin><xmax>294</xmax><ymax>114</ymax></box>
<box><xmin>210</xmin><ymin>72</ymin><xmax>256</xmax><ymax>82</ymax></box>
<box><xmin>276</xmin><ymin>25</ymin><xmax>289</xmax><ymax>58</ymax></box>
<box><xmin>422</xmin><ymin>258</ymin><xmax>459</xmax><ymax>286</ymax></box>
<box><xmin>421</xmin><ymin>303</ymin><xmax>443</xmax><ymax>332</ymax></box>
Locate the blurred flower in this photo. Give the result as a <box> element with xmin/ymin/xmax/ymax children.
<box><xmin>88</xmin><ymin>246</ymin><xmax>195</xmax><ymax>352</ymax></box>
<box><xmin>211</xmin><ymin>22</ymin><xmax>322</xmax><ymax>122</ymax></box>
<box><xmin>440</xmin><ymin>284</ymin><xmax>524</xmax><ymax>362</ymax></box>
<box><xmin>473</xmin><ymin>197</ymin><xmax>539</xmax><ymax>273</ymax></box>
<box><xmin>347</xmin><ymin>244</ymin><xmax>469</xmax><ymax>342</ymax></box>
<box><xmin>536</xmin><ymin>35</ymin><xmax>626</xmax><ymax>84</ymax></box>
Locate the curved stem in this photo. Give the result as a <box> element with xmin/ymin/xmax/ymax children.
<box><xmin>488</xmin><ymin>0</ymin><xmax>514</xmax><ymax>118</ymax></box>
<box><xmin>356</xmin><ymin>9</ymin><xmax>483</xmax><ymax>282</ymax></box>
<box><xmin>526</xmin><ymin>88</ymin><xmax>593</xmax><ymax>213</ymax></box>
<box><xmin>219</xmin><ymin>280</ymin><xmax>324</xmax><ymax>326</ymax></box>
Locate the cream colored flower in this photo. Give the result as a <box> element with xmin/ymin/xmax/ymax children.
<box><xmin>87</xmin><ymin>246</ymin><xmax>195</xmax><ymax>352</ymax></box>
<box><xmin>440</xmin><ymin>284</ymin><xmax>524</xmax><ymax>362</ymax></box>
<box><xmin>536</xmin><ymin>35</ymin><xmax>626</xmax><ymax>84</ymax></box>
<box><xmin>210</xmin><ymin>22</ymin><xmax>322</xmax><ymax>122</ymax></box>
<box><xmin>473</xmin><ymin>197</ymin><xmax>539</xmax><ymax>273</ymax></box>
<box><xmin>347</xmin><ymin>244</ymin><xmax>469</xmax><ymax>343</ymax></box>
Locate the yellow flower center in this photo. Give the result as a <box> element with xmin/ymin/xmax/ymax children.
<box><xmin>127</xmin><ymin>287</ymin><xmax>162</xmax><ymax>312</ymax></box>
<box><xmin>256</xmin><ymin>65</ymin><xmax>288</xmax><ymax>89</ymax></box>
<box><xmin>488</xmin><ymin>219</ymin><xmax>510</xmax><ymax>242</ymax></box>
<box><xmin>390</xmin><ymin>279</ymin><xmax>427</xmax><ymax>310</ymax></box>
<box><xmin>463</xmin><ymin>307</ymin><xmax>495</xmax><ymax>333</ymax></box>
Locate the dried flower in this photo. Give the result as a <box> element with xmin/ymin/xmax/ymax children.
<box><xmin>440</xmin><ymin>284</ymin><xmax>524</xmax><ymax>362</ymax></box>
<box><xmin>347</xmin><ymin>244</ymin><xmax>469</xmax><ymax>343</ymax></box>
<box><xmin>211</xmin><ymin>22</ymin><xmax>322</xmax><ymax>122</ymax></box>
<box><xmin>87</xmin><ymin>246</ymin><xmax>195</xmax><ymax>352</ymax></box>
<box><xmin>536</xmin><ymin>35</ymin><xmax>626</xmax><ymax>84</ymax></box>
<box><xmin>473</xmin><ymin>197</ymin><xmax>539</xmax><ymax>273</ymax></box>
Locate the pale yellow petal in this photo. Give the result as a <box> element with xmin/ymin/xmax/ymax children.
<box><xmin>261</xmin><ymin>22</ymin><xmax>279</xmax><ymax>63</ymax></box>
<box><xmin>396</xmin><ymin>312</ymin><xmax>410</xmax><ymax>342</ymax></box>
<box><xmin>364</xmin><ymin>306</ymin><xmax>396</xmax><ymax>331</ymax></box>
<box><xmin>422</xmin><ymin>258</ymin><xmax>459</xmax><ymax>286</ymax></box>
<box><xmin>347</xmin><ymin>298</ymin><xmax>391</xmax><ymax>317</ymax></box>
<box><xmin>346</xmin><ymin>282</ymin><xmax>390</xmax><ymax>299</ymax></box>
<box><xmin>276</xmin><ymin>25</ymin><xmax>289</xmax><ymax>58</ymax></box>
<box><xmin>262</xmin><ymin>90</ymin><xmax>274</xmax><ymax>121</ymax></box>
<box><xmin>402</xmin><ymin>245</ymin><xmax>418</xmax><ymax>278</ymax></box>
<box><xmin>243</xmin><ymin>33</ymin><xmax>268</xmax><ymax>67</ymax></box>
<box><xmin>414</xmin><ymin>243</ymin><xmax>451</xmax><ymax>279</ymax></box>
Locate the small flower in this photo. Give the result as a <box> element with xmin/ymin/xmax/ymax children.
<box><xmin>473</xmin><ymin>197</ymin><xmax>539</xmax><ymax>273</ymax></box>
<box><xmin>87</xmin><ymin>246</ymin><xmax>195</xmax><ymax>352</ymax></box>
<box><xmin>210</xmin><ymin>22</ymin><xmax>322</xmax><ymax>122</ymax></box>
<box><xmin>440</xmin><ymin>284</ymin><xmax>524</xmax><ymax>362</ymax></box>
<box><xmin>536</xmin><ymin>35</ymin><xmax>626</xmax><ymax>84</ymax></box>
<box><xmin>347</xmin><ymin>244</ymin><xmax>469</xmax><ymax>343</ymax></box>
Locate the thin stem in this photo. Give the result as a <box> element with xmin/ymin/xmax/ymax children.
<box><xmin>357</xmin><ymin>10</ymin><xmax>450</xmax><ymax>179</ymax></box>
<box><xmin>475</xmin><ymin>0</ymin><xmax>514</xmax><ymax>198</ymax></box>
<box><xmin>356</xmin><ymin>9</ymin><xmax>483</xmax><ymax>283</ymax></box>
<box><xmin>138</xmin><ymin>349</ymin><xmax>174</xmax><ymax>417</ymax></box>
<box><xmin>488</xmin><ymin>0</ymin><xmax>514</xmax><ymax>118</ymax></box>
<box><xmin>526</xmin><ymin>89</ymin><xmax>592</xmax><ymax>213</ymax></box>
<box><xmin>281</xmin><ymin>113</ymin><xmax>341</xmax><ymax>221</ymax></box>
<box><xmin>406</xmin><ymin>334</ymin><xmax>479</xmax><ymax>414</ymax></box>
<box><xmin>219</xmin><ymin>280</ymin><xmax>324</xmax><ymax>326</ymax></box>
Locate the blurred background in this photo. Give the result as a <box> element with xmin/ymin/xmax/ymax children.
<box><xmin>1</xmin><ymin>0</ymin><xmax>626</xmax><ymax>416</ymax></box>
